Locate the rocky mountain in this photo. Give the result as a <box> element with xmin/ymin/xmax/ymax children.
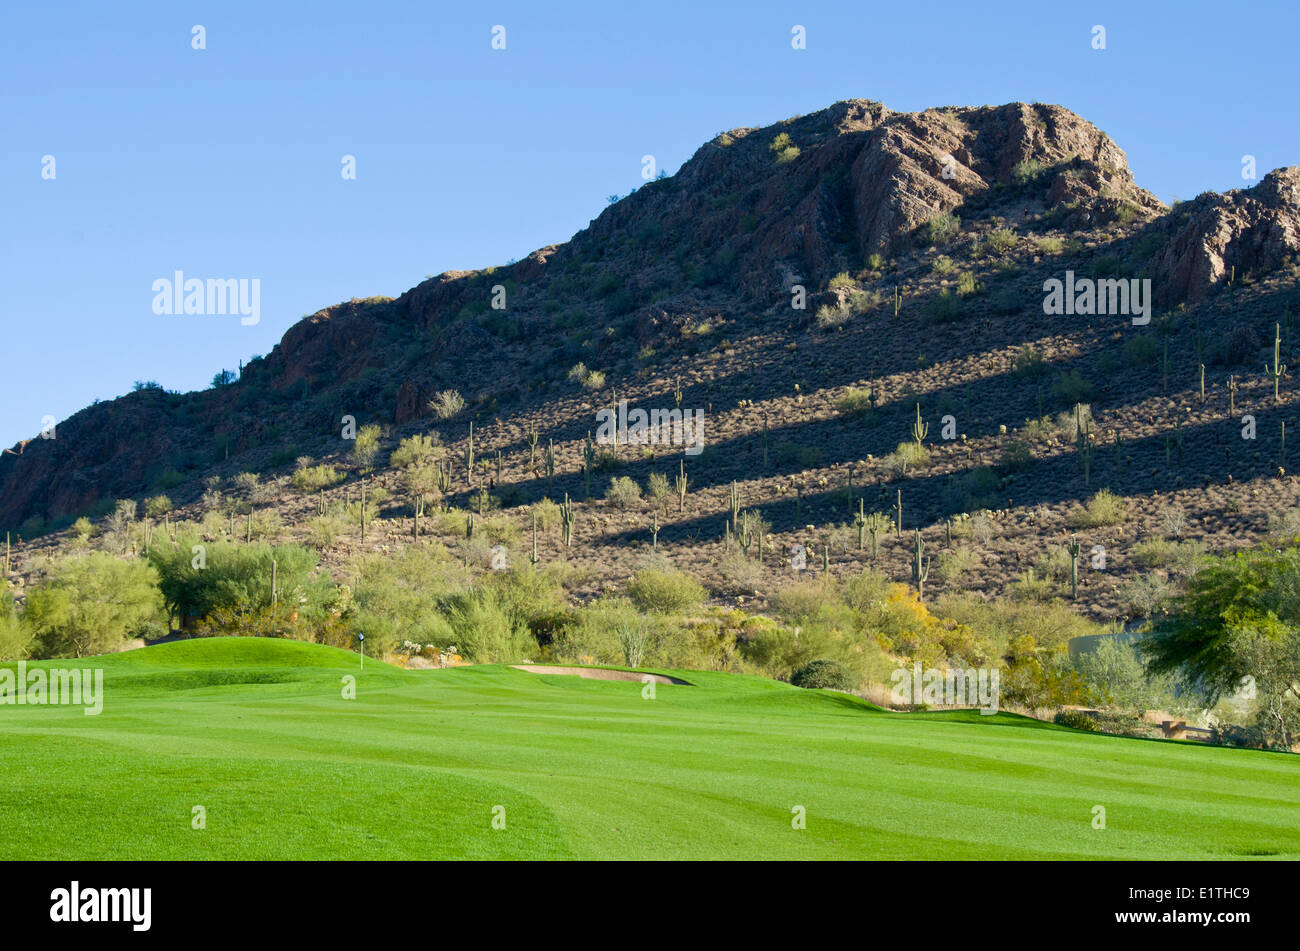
<box><xmin>4</xmin><ymin>97</ymin><xmax>1299</xmax><ymax>616</ymax></box>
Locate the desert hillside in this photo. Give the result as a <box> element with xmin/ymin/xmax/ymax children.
<box><xmin>4</xmin><ymin>97</ymin><xmax>1300</xmax><ymax>623</ymax></box>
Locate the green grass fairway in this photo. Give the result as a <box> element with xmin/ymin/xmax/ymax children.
<box><xmin>2</xmin><ymin>638</ymin><xmax>1297</xmax><ymax>859</ymax></box>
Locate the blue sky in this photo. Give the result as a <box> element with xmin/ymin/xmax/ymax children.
<box><xmin>3</xmin><ymin>0</ymin><xmax>1296</xmax><ymax>449</ymax></box>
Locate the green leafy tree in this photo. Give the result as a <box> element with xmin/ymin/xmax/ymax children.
<box><xmin>149</xmin><ymin>538</ymin><xmax>321</xmax><ymax>628</ymax></box>
<box><xmin>1143</xmin><ymin>546</ymin><xmax>1300</xmax><ymax>747</ymax></box>
<box><xmin>0</xmin><ymin>584</ymin><xmax>33</xmax><ymax>660</ymax></box>
<box><xmin>23</xmin><ymin>553</ymin><xmax>164</xmax><ymax>657</ymax></box>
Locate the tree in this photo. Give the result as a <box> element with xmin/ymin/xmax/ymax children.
<box><xmin>211</xmin><ymin>369</ymin><xmax>237</xmax><ymax>387</ymax></box>
<box><xmin>0</xmin><ymin>584</ymin><xmax>33</xmax><ymax>660</ymax></box>
<box><xmin>403</xmin><ymin>463</ymin><xmax>441</xmax><ymax>521</ymax></box>
<box><xmin>144</xmin><ymin>495</ymin><xmax>173</xmax><ymax>520</ymax></box>
<box><xmin>1074</xmin><ymin>637</ymin><xmax>1188</xmax><ymax>715</ymax></box>
<box><xmin>1143</xmin><ymin>546</ymin><xmax>1300</xmax><ymax>747</ymax></box>
<box><xmin>23</xmin><ymin>554</ymin><xmax>163</xmax><ymax>657</ymax></box>
<box><xmin>149</xmin><ymin>539</ymin><xmax>321</xmax><ymax>628</ymax></box>
<box><xmin>1000</xmin><ymin>648</ymin><xmax>1088</xmax><ymax>716</ymax></box>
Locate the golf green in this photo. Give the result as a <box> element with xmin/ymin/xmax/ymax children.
<box><xmin>1</xmin><ymin>638</ymin><xmax>1296</xmax><ymax>859</ymax></box>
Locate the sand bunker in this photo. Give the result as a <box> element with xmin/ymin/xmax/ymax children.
<box><xmin>512</xmin><ymin>665</ymin><xmax>691</xmax><ymax>685</ymax></box>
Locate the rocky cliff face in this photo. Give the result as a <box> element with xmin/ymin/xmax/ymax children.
<box><xmin>1150</xmin><ymin>167</ymin><xmax>1300</xmax><ymax>305</ymax></box>
<box><xmin>1</xmin><ymin>97</ymin><xmax>1295</xmax><ymax>533</ymax></box>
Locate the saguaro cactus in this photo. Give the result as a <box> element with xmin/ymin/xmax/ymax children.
<box><xmin>729</xmin><ymin>481</ymin><xmax>741</xmax><ymax>532</ymax></box>
<box><xmin>1067</xmin><ymin>534</ymin><xmax>1081</xmax><ymax>600</ymax></box>
<box><xmin>911</xmin><ymin>529</ymin><xmax>930</xmax><ymax>598</ymax></box>
<box><xmin>1076</xmin><ymin>405</ymin><xmax>1094</xmax><ymax>486</ymax></box>
<box><xmin>583</xmin><ymin>432</ymin><xmax>596</xmax><ymax>499</ymax></box>
<box><xmin>465</xmin><ymin>421</ymin><xmax>475</xmax><ymax>485</ymax></box>
<box><xmin>559</xmin><ymin>493</ymin><xmax>574</xmax><ymax>547</ymax></box>
<box><xmin>892</xmin><ymin>488</ymin><xmax>903</xmax><ymax>535</ymax></box>
<box><xmin>911</xmin><ymin>403</ymin><xmax>928</xmax><ymax>448</ymax></box>
<box><xmin>1227</xmin><ymin>374</ymin><xmax>1238</xmax><ymax>416</ymax></box>
<box><xmin>545</xmin><ymin>439</ymin><xmax>556</xmax><ymax>495</ymax></box>
<box><xmin>1265</xmin><ymin>322</ymin><xmax>1287</xmax><ymax>403</ymax></box>
<box><xmin>526</xmin><ymin>422</ymin><xmax>539</xmax><ymax>468</ymax></box>
<box><xmin>675</xmin><ymin>459</ymin><xmax>688</xmax><ymax>513</ymax></box>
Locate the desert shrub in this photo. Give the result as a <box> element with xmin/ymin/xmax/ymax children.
<box><xmin>934</xmin><ymin>593</ymin><xmax>1103</xmax><ymax>657</ymax></box>
<box><xmin>931</xmin><ymin>255</ymin><xmax>956</xmax><ymax>276</ymax></box>
<box><xmin>771</xmin><ymin>581</ymin><xmax>840</xmax><ymax>624</ymax></box>
<box><xmin>1052</xmin><ymin>370</ymin><xmax>1095</xmax><ymax>404</ymax></box>
<box><xmin>770</xmin><ymin>134</ymin><xmax>800</xmax><ymax>164</ymax></box>
<box><xmin>291</xmin><ymin>462</ymin><xmax>342</xmax><ymax>495</ymax></box>
<box><xmin>986</xmin><ymin>228</ymin><xmax>1017</xmax><ymax>254</ymax></box>
<box><xmin>1011</xmin><ymin>569</ymin><xmax>1057</xmax><ymax>602</ymax></box>
<box><xmin>645</xmin><ymin>472</ymin><xmax>671</xmax><ymax>507</ymax></box>
<box><xmin>1156</xmin><ymin>504</ymin><xmax>1187</xmax><ymax>538</ymax></box>
<box><xmin>815</xmin><ymin>302</ymin><xmax>852</xmax><ymax>330</ymax></box>
<box><xmin>1012</xmin><ymin>159</ymin><xmax>1044</xmax><ymax>186</ymax></box>
<box><xmin>956</xmin><ymin>271</ymin><xmax>981</xmax><ymax>297</ymax></box>
<box><xmin>1033</xmin><ymin>545</ymin><xmax>1075</xmax><ymax>584</ymax></box>
<box><xmin>791</xmin><ymin>658</ymin><xmax>856</xmax><ymax>691</ymax></box>
<box><xmin>568</xmin><ymin>363</ymin><xmax>606</xmax><ymax>390</ymax></box>
<box><xmin>925</xmin><ymin>211</ymin><xmax>961</xmax><ymax>245</ymax></box>
<box><xmin>248</xmin><ymin>509</ymin><xmax>283</xmax><ymax>541</ymax></box>
<box><xmin>23</xmin><ymin>553</ymin><xmax>164</xmax><ymax>658</ymax></box>
<box><xmin>442</xmin><ymin>587</ymin><xmax>538</xmax><ymax>663</ymax></box>
<box><xmin>998</xmin><ymin>440</ymin><xmax>1034</xmax><ymax>473</ymax></box>
<box><xmin>479</xmin><ymin>514</ymin><xmax>519</xmax><ymax>546</ymax></box>
<box><xmin>390</xmin><ymin>433</ymin><xmax>443</xmax><ymax>469</ymax></box>
<box><xmin>555</xmin><ymin>597</ymin><xmax>671</xmax><ymax>667</ymax></box>
<box><xmin>926</xmin><ymin>289</ymin><xmax>961</xmax><ymax>323</ymax></box>
<box><xmin>628</xmin><ymin>564</ymin><xmax>705</xmax><ymax>614</ymax></box>
<box><xmin>429</xmin><ymin>390</ymin><xmax>466</xmax><ymax>419</ymax></box>
<box><xmin>1065</xmin><ymin>489</ymin><xmax>1128</xmax><ymax>528</ymax></box>
<box><xmin>1053</xmin><ymin>709</ymin><xmax>1098</xmax><ymax>730</ymax></box>
<box><xmin>1131</xmin><ymin>538</ymin><xmax>1205</xmax><ymax>577</ymax></box>
<box><xmin>944</xmin><ymin>469</ymin><xmax>1000</xmax><ymax>513</ymax></box>
<box><xmin>0</xmin><ymin>587</ymin><xmax>33</xmax><ymax>660</ymax></box>
<box><xmin>1012</xmin><ymin>345</ymin><xmax>1048</xmax><ymax>378</ymax></box>
<box><xmin>1122</xmin><ymin>334</ymin><xmax>1158</xmax><ymax>366</ymax></box>
<box><xmin>347</xmin><ymin>545</ymin><xmax>470</xmax><ymax>649</ymax></box>
<box><xmin>307</xmin><ymin>514</ymin><xmax>348</xmax><ymax>549</ymax></box>
<box><xmin>1118</xmin><ymin>574</ymin><xmax>1177</xmax><ymax>617</ymax></box>
<box><xmin>936</xmin><ymin>546</ymin><xmax>980</xmax><ymax>584</ymax></box>
<box><xmin>1266</xmin><ymin>507</ymin><xmax>1300</xmax><ymax>541</ymax></box>
<box><xmin>1000</xmin><ymin>651</ymin><xmax>1089</xmax><ymax>714</ymax></box>
<box><xmin>605</xmin><ymin>476</ymin><xmax>642</xmax><ymax>509</ymax></box>
<box><xmin>350</xmin><ymin>425</ymin><xmax>383</xmax><ymax>471</ymax></box>
<box><xmin>713</xmin><ymin>551</ymin><xmax>764</xmax><ymax>596</ymax></box>
<box><xmin>484</xmin><ymin>566</ymin><xmax>573</xmax><ymax>645</ymax></box>
<box><xmin>835</xmin><ymin>388</ymin><xmax>875</xmax><ymax>417</ymax></box>
<box><xmin>885</xmin><ymin>441</ymin><xmax>929</xmax><ymax>476</ymax></box>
